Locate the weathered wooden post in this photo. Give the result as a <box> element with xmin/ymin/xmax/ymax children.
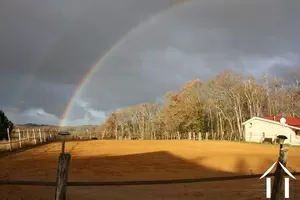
<box><xmin>86</xmin><ymin>129</ymin><xmax>89</xmax><ymax>139</ymax></box>
<box><xmin>18</xmin><ymin>129</ymin><xmax>22</xmax><ymax>148</ymax></box>
<box><xmin>177</xmin><ymin>131</ymin><xmax>180</xmax><ymax>140</ymax></box>
<box><xmin>27</xmin><ymin>129</ymin><xmax>29</xmax><ymax>141</ymax></box>
<box><xmin>55</xmin><ymin>131</ymin><xmax>71</xmax><ymax>200</ymax></box>
<box><xmin>188</xmin><ymin>132</ymin><xmax>191</xmax><ymax>140</ymax></box>
<box><xmin>7</xmin><ymin>128</ymin><xmax>12</xmax><ymax>151</ymax></box>
<box><xmin>198</xmin><ymin>132</ymin><xmax>202</xmax><ymax>140</ymax></box>
<box><xmin>38</xmin><ymin>129</ymin><xmax>42</xmax><ymax>143</ymax></box>
<box><xmin>33</xmin><ymin>129</ymin><xmax>37</xmax><ymax>144</ymax></box>
<box><xmin>43</xmin><ymin>129</ymin><xmax>46</xmax><ymax>142</ymax></box>
<box><xmin>271</xmin><ymin>135</ymin><xmax>288</xmax><ymax>200</ymax></box>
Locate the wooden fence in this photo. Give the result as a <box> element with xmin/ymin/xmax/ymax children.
<box><xmin>0</xmin><ymin>128</ymin><xmax>58</xmax><ymax>152</ymax></box>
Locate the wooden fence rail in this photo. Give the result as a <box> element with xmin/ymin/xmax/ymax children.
<box><xmin>1</xmin><ymin>172</ymin><xmax>299</xmax><ymax>187</ymax></box>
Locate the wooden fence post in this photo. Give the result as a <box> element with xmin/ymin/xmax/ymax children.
<box><xmin>33</xmin><ymin>129</ymin><xmax>37</xmax><ymax>144</ymax></box>
<box><xmin>271</xmin><ymin>148</ymin><xmax>288</xmax><ymax>200</ymax></box>
<box><xmin>177</xmin><ymin>131</ymin><xmax>180</xmax><ymax>140</ymax></box>
<box><xmin>55</xmin><ymin>153</ymin><xmax>71</xmax><ymax>200</ymax></box>
<box><xmin>39</xmin><ymin>129</ymin><xmax>42</xmax><ymax>143</ymax></box>
<box><xmin>55</xmin><ymin>132</ymin><xmax>71</xmax><ymax>200</ymax></box>
<box><xmin>43</xmin><ymin>130</ymin><xmax>46</xmax><ymax>142</ymax></box>
<box><xmin>7</xmin><ymin>128</ymin><xmax>12</xmax><ymax>151</ymax></box>
<box><xmin>50</xmin><ymin>132</ymin><xmax>52</xmax><ymax>140</ymax></box>
<box><xmin>198</xmin><ymin>132</ymin><xmax>202</xmax><ymax>140</ymax></box>
<box><xmin>18</xmin><ymin>129</ymin><xmax>22</xmax><ymax>148</ymax></box>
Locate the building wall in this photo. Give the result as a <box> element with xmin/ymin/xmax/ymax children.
<box><xmin>244</xmin><ymin>119</ymin><xmax>300</xmax><ymax>145</ymax></box>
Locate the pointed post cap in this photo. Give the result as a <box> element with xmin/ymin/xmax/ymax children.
<box><xmin>277</xmin><ymin>135</ymin><xmax>287</xmax><ymax>140</ymax></box>
<box><xmin>58</xmin><ymin>131</ymin><xmax>71</xmax><ymax>136</ymax></box>
<box><xmin>277</xmin><ymin>135</ymin><xmax>288</xmax><ymax>145</ymax></box>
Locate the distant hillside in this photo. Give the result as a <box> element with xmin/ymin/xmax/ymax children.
<box><xmin>17</xmin><ymin>123</ymin><xmax>99</xmax><ymax>128</ymax></box>
<box><xmin>19</xmin><ymin>123</ymin><xmax>51</xmax><ymax>127</ymax></box>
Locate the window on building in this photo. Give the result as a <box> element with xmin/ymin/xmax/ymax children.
<box><xmin>296</xmin><ymin>130</ymin><xmax>300</xmax><ymax>136</ymax></box>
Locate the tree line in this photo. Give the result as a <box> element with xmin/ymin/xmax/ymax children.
<box><xmin>0</xmin><ymin>110</ymin><xmax>14</xmax><ymax>140</ymax></box>
<box><xmin>96</xmin><ymin>70</ymin><xmax>300</xmax><ymax>141</ymax></box>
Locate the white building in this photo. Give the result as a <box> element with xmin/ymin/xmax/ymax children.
<box><xmin>242</xmin><ymin>117</ymin><xmax>300</xmax><ymax>146</ymax></box>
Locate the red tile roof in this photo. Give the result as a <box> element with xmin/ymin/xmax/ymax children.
<box><xmin>260</xmin><ymin>116</ymin><xmax>300</xmax><ymax>127</ymax></box>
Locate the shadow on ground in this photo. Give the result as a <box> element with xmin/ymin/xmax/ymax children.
<box><xmin>68</xmin><ymin>151</ymin><xmax>259</xmax><ymax>182</ymax></box>
<box><xmin>0</xmin><ymin>149</ymin><xmax>284</xmax><ymax>182</ymax></box>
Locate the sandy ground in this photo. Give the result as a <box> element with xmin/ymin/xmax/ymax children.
<box><xmin>0</xmin><ymin>139</ymin><xmax>35</xmax><ymax>151</ymax></box>
<box><xmin>0</xmin><ymin>140</ymin><xmax>300</xmax><ymax>199</ymax></box>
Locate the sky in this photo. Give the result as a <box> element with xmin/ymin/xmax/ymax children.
<box><xmin>1</xmin><ymin>0</ymin><xmax>299</xmax><ymax>126</ymax></box>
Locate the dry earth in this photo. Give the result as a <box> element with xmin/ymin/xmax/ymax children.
<box><xmin>0</xmin><ymin>140</ymin><xmax>300</xmax><ymax>200</ymax></box>
<box><xmin>0</xmin><ymin>139</ymin><xmax>37</xmax><ymax>151</ymax></box>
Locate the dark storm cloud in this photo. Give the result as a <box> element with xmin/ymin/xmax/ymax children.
<box><xmin>0</xmin><ymin>0</ymin><xmax>183</xmax><ymax>124</ymax></box>
<box><xmin>1</xmin><ymin>0</ymin><xmax>299</xmax><ymax>125</ymax></box>
<box><xmin>1</xmin><ymin>0</ymin><xmax>183</xmax><ymax>84</ymax></box>
<box><xmin>1</xmin><ymin>77</ymin><xmax>75</xmax><ymax>117</ymax></box>
<box><xmin>79</xmin><ymin>0</ymin><xmax>300</xmax><ymax>112</ymax></box>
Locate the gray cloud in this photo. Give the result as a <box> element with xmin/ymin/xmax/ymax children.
<box><xmin>1</xmin><ymin>0</ymin><xmax>299</xmax><ymax>125</ymax></box>
<box><xmin>79</xmin><ymin>0</ymin><xmax>300</xmax><ymax>110</ymax></box>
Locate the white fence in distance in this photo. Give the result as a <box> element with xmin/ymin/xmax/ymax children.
<box><xmin>0</xmin><ymin>128</ymin><xmax>58</xmax><ymax>152</ymax></box>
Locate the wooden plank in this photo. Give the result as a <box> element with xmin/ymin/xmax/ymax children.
<box><xmin>55</xmin><ymin>153</ymin><xmax>71</xmax><ymax>200</ymax></box>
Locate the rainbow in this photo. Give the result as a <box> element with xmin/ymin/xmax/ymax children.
<box><xmin>59</xmin><ymin>0</ymin><xmax>193</xmax><ymax>126</ymax></box>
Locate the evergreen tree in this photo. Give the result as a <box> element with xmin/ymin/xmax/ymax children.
<box><xmin>0</xmin><ymin>110</ymin><xmax>14</xmax><ymax>140</ymax></box>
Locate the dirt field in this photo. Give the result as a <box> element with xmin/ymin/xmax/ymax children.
<box><xmin>0</xmin><ymin>139</ymin><xmax>36</xmax><ymax>151</ymax></box>
<box><xmin>0</xmin><ymin>140</ymin><xmax>300</xmax><ymax>199</ymax></box>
